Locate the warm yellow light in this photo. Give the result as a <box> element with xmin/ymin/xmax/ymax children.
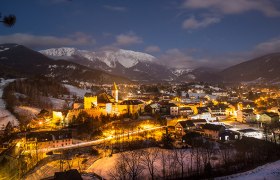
<box><xmin>53</xmin><ymin>111</ymin><xmax>63</xmax><ymax>120</ymax></box>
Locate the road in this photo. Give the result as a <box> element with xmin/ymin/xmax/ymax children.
<box><xmin>25</xmin><ymin>126</ymin><xmax>166</xmax><ymax>153</ymax></box>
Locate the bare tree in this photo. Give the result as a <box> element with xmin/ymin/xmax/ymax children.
<box><xmin>201</xmin><ymin>141</ymin><xmax>215</xmax><ymax>171</ymax></box>
<box><xmin>109</xmin><ymin>156</ymin><xmax>128</xmax><ymax>180</ymax></box>
<box><xmin>189</xmin><ymin>147</ymin><xmax>195</xmax><ymax>175</ymax></box>
<box><xmin>168</xmin><ymin>150</ymin><xmax>180</xmax><ymax>179</ymax></box>
<box><xmin>220</xmin><ymin>144</ymin><xmax>232</xmax><ymax>171</ymax></box>
<box><xmin>174</xmin><ymin>148</ymin><xmax>188</xmax><ymax>178</ymax></box>
<box><xmin>109</xmin><ymin>151</ymin><xmax>145</xmax><ymax>180</ymax></box>
<box><xmin>141</xmin><ymin>148</ymin><xmax>159</xmax><ymax>180</ymax></box>
<box><xmin>124</xmin><ymin>151</ymin><xmax>144</xmax><ymax>180</ymax></box>
<box><xmin>159</xmin><ymin>149</ymin><xmax>168</xmax><ymax>179</ymax></box>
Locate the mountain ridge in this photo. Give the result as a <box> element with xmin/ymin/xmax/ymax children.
<box><xmin>0</xmin><ymin>44</ymin><xmax>129</xmax><ymax>83</ymax></box>
<box><xmin>40</xmin><ymin>47</ymin><xmax>175</xmax><ymax>82</ymax></box>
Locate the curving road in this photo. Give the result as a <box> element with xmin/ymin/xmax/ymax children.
<box><xmin>25</xmin><ymin>126</ymin><xmax>166</xmax><ymax>153</ymax></box>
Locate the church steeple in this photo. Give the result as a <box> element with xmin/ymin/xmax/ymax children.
<box><xmin>112</xmin><ymin>82</ymin><xmax>118</xmax><ymax>102</ymax></box>
<box><xmin>112</xmin><ymin>82</ymin><xmax>118</xmax><ymax>91</ymax></box>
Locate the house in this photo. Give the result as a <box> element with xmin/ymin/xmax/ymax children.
<box><xmin>0</xmin><ymin>121</ymin><xmax>13</xmax><ymax>137</ymax></box>
<box><xmin>191</xmin><ymin>119</ymin><xmax>207</xmax><ymax>127</ymax></box>
<box><xmin>219</xmin><ymin>130</ymin><xmax>240</xmax><ymax>141</ymax></box>
<box><xmin>118</xmin><ymin>100</ymin><xmax>145</xmax><ymax>116</ymax></box>
<box><xmin>191</xmin><ymin>112</ymin><xmax>215</xmax><ymax>122</ymax></box>
<box><xmin>175</xmin><ymin>120</ymin><xmax>196</xmax><ymax>135</ymax></box>
<box><xmin>197</xmin><ymin>107</ymin><xmax>209</xmax><ymax>114</ymax></box>
<box><xmin>237</xmin><ymin>129</ymin><xmax>263</xmax><ymax>139</ymax></box>
<box><xmin>258</xmin><ymin>112</ymin><xmax>279</xmax><ymax>123</ymax></box>
<box><xmin>236</xmin><ymin>109</ymin><xmax>256</xmax><ymax>123</ymax></box>
<box><xmin>209</xmin><ymin>107</ymin><xmax>227</xmax><ymax>120</ymax></box>
<box><xmin>179</xmin><ymin>107</ymin><xmax>193</xmax><ymax>116</ymax></box>
<box><xmin>145</xmin><ymin>103</ymin><xmax>160</xmax><ymax>114</ymax></box>
<box><xmin>238</xmin><ymin>101</ymin><xmax>256</xmax><ymax>110</ymax></box>
<box><xmin>202</xmin><ymin>123</ymin><xmax>226</xmax><ymax>140</ymax></box>
<box><xmin>170</xmin><ymin>105</ymin><xmax>179</xmax><ymax>116</ymax></box>
<box><xmin>24</xmin><ymin>130</ymin><xmax>73</xmax><ymax>151</ymax></box>
<box><xmin>212</xmin><ymin>91</ymin><xmax>228</xmax><ymax>97</ymax></box>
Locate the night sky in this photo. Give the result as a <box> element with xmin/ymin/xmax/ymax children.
<box><xmin>1</xmin><ymin>0</ymin><xmax>280</xmax><ymax>68</ymax></box>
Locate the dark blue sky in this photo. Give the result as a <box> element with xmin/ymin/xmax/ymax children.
<box><xmin>1</xmin><ymin>0</ymin><xmax>280</xmax><ymax>68</ymax></box>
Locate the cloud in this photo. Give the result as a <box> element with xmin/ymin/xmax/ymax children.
<box><xmin>114</xmin><ymin>32</ymin><xmax>143</xmax><ymax>46</ymax></box>
<box><xmin>182</xmin><ymin>16</ymin><xmax>221</xmax><ymax>29</ymax></box>
<box><xmin>104</xmin><ymin>5</ymin><xmax>127</xmax><ymax>12</ymax></box>
<box><xmin>158</xmin><ymin>37</ymin><xmax>280</xmax><ymax>69</ymax></box>
<box><xmin>159</xmin><ymin>48</ymin><xmax>197</xmax><ymax>68</ymax></box>
<box><xmin>183</xmin><ymin>0</ymin><xmax>280</xmax><ymax>17</ymax></box>
<box><xmin>253</xmin><ymin>37</ymin><xmax>280</xmax><ymax>54</ymax></box>
<box><xmin>0</xmin><ymin>32</ymin><xmax>95</xmax><ymax>49</ymax></box>
<box><xmin>145</xmin><ymin>45</ymin><xmax>161</xmax><ymax>53</ymax></box>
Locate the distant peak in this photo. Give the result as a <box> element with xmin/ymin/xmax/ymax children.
<box><xmin>39</xmin><ymin>47</ymin><xmax>79</xmax><ymax>57</ymax></box>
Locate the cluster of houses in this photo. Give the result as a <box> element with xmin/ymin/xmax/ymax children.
<box><xmin>170</xmin><ymin>119</ymin><xmax>240</xmax><ymax>142</ymax></box>
<box><xmin>24</xmin><ymin>130</ymin><xmax>73</xmax><ymax>151</ymax></box>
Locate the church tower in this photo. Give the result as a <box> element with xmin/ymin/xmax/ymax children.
<box><xmin>112</xmin><ymin>82</ymin><xmax>118</xmax><ymax>102</ymax></box>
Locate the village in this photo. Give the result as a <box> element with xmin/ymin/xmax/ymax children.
<box><xmin>1</xmin><ymin>79</ymin><xmax>280</xmax><ymax>179</ymax></box>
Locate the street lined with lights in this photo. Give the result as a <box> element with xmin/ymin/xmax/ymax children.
<box><xmin>24</xmin><ymin>126</ymin><xmax>166</xmax><ymax>153</ymax></box>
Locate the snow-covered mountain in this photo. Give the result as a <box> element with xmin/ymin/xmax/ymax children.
<box><xmin>40</xmin><ymin>48</ymin><xmax>175</xmax><ymax>81</ymax></box>
<box><xmin>40</xmin><ymin>48</ymin><xmax>156</xmax><ymax>68</ymax></box>
<box><xmin>170</xmin><ymin>68</ymin><xmax>193</xmax><ymax>77</ymax></box>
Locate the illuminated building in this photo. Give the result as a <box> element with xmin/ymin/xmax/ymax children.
<box><xmin>111</xmin><ymin>82</ymin><xmax>118</xmax><ymax>103</ymax></box>
<box><xmin>84</xmin><ymin>93</ymin><xmax>97</xmax><ymax>109</ymax></box>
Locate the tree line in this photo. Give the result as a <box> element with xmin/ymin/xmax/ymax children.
<box><xmin>3</xmin><ymin>77</ymin><xmax>70</xmax><ymax>109</ymax></box>
<box><xmin>107</xmin><ymin>136</ymin><xmax>280</xmax><ymax>180</ymax></box>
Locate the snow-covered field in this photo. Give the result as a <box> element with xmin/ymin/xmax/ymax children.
<box><xmin>49</xmin><ymin>97</ymin><xmax>66</xmax><ymax>110</ymax></box>
<box><xmin>0</xmin><ymin>79</ymin><xmax>19</xmax><ymax>128</ymax></box>
<box><xmin>216</xmin><ymin>160</ymin><xmax>280</xmax><ymax>180</ymax></box>
<box><xmin>0</xmin><ymin>109</ymin><xmax>19</xmax><ymax>128</ymax></box>
<box><xmin>14</xmin><ymin>106</ymin><xmax>41</xmax><ymax>119</ymax></box>
<box><xmin>64</xmin><ymin>84</ymin><xmax>91</xmax><ymax>97</ymax></box>
<box><xmin>86</xmin><ymin>147</ymin><xmax>221</xmax><ymax>179</ymax></box>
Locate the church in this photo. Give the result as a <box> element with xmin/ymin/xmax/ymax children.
<box><xmin>82</xmin><ymin>82</ymin><xmax>145</xmax><ymax>116</ymax></box>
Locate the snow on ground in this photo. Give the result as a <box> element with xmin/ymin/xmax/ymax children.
<box><xmin>25</xmin><ymin>155</ymin><xmax>98</xmax><ymax>180</ymax></box>
<box><xmin>14</xmin><ymin>106</ymin><xmax>41</xmax><ymax>119</ymax></box>
<box><xmin>0</xmin><ymin>78</ymin><xmax>19</xmax><ymax>127</ymax></box>
<box><xmin>0</xmin><ymin>78</ymin><xmax>15</xmax><ymax>108</ymax></box>
<box><xmin>49</xmin><ymin>97</ymin><xmax>66</xmax><ymax>110</ymax></box>
<box><xmin>64</xmin><ymin>84</ymin><xmax>91</xmax><ymax>97</ymax></box>
<box><xmin>0</xmin><ymin>109</ymin><xmax>19</xmax><ymax>128</ymax></box>
<box><xmin>86</xmin><ymin>147</ymin><xmax>221</xmax><ymax>179</ymax></box>
<box><xmin>216</xmin><ymin>160</ymin><xmax>280</xmax><ymax>180</ymax></box>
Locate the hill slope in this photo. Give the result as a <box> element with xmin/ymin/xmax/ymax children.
<box><xmin>0</xmin><ymin>44</ymin><xmax>129</xmax><ymax>83</ymax></box>
<box><xmin>221</xmin><ymin>53</ymin><xmax>280</xmax><ymax>82</ymax></box>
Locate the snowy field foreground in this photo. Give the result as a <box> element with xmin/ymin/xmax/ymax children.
<box><xmin>86</xmin><ymin>147</ymin><xmax>221</xmax><ymax>179</ymax></box>
<box><xmin>216</xmin><ymin>160</ymin><xmax>280</xmax><ymax>180</ymax></box>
